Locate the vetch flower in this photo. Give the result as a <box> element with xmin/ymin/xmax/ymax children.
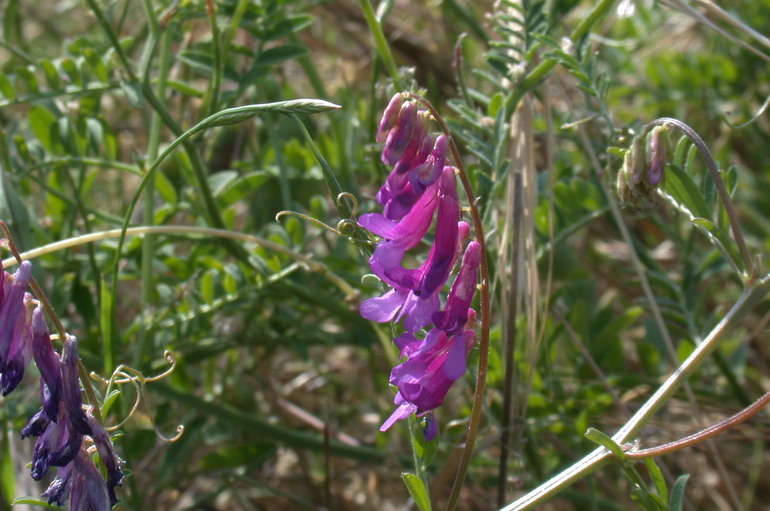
<box><xmin>0</xmin><ymin>260</ymin><xmax>33</xmax><ymax>386</ymax></box>
<box><xmin>88</xmin><ymin>416</ymin><xmax>124</xmax><ymax>505</ymax></box>
<box><xmin>362</xmin><ymin>92</ymin><xmax>481</xmax><ymax>440</ymax></box>
<box><xmin>1</xmin><ymin>292</ymin><xmax>34</xmax><ymax>395</ymax></box>
<box><xmin>43</xmin><ymin>449</ymin><xmax>112</xmax><ymax>511</ymax></box>
<box><xmin>32</xmin><ymin>305</ymin><xmax>63</xmax><ymax>420</ymax></box>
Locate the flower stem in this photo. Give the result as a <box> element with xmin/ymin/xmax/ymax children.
<box><xmin>624</xmin><ymin>387</ymin><xmax>770</xmax><ymax>460</ymax></box>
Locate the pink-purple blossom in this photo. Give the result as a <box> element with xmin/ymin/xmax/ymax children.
<box><xmin>359</xmin><ymin>93</ymin><xmax>481</xmax><ymax>439</ymax></box>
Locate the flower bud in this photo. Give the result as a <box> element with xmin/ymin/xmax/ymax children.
<box><xmin>376</xmin><ymin>93</ymin><xmax>405</xmax><ymax>143</ymax></box>
<box><xmin>647</xmin><ymin>125</ymin><xmax>668</xmax><ymax>186</ymax></box>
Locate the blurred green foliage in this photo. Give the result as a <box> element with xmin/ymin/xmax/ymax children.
<box><xmin>1</xmin><ymin>0</ymin><xmax>769</xmax><ymax>510</ymax></box>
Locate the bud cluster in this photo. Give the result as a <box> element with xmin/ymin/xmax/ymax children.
<box><xmin>617</xmin><ymin>125</ymin><xmax>670</xmax><ymax>205</ymax></box>
<box><xmin>359</xmin><ymin>93</ymin><xmax>481</xmax><ymax>439</ymax></box>
<box><xmin>0</xmin><ymin>259</ymin><xmax>122</xmax><ymax>510</ymax></box>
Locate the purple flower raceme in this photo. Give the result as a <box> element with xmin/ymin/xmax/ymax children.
<box><xmin>0</xmin><ymin>256</ymin><xmax>123</xmax><ymax>510</ymax></box>
<box><xmin>360</xmin><ymin>93</ymin><xmax>481</xmax><ymax>439</ymax></box>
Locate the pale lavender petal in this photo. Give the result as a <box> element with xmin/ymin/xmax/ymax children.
<box><xmin>359</xmin><ymin>288</ymin><xmax>407</xmax><ymax>323</ymax></box>
<box><xmin>380</xmin><ymin>398</ymin><xmax>417</xmax><ymax>432</ymax></box>
<box><xmin>399</xmin><ymin>292</ymin><xmax>440</xmax><ymax>333</ymax></box>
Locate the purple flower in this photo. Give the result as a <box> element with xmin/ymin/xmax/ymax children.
<box><xmin>432</xmin><ymin>241</ymin><xmax>481</xmax><ymax>334</ymax></box>
<box><xmin>43</xmin><ymin>449</ymin><xmax>112</xmax><ymax>511</ymax></box>
<box><xmin>359</xmin><ymin>176</ymin><xmax>441</xmax><ymax>254</ymax></box>
<box><xmin>32</xmin><ymin>305</ymin><xmax>62</xmax><ymax>420</ymax></box>
<box><xmin>0</xmin><ymin>261</ymin><xmax>32</xmax><ymax>372</ymax></box>
<box><xmin>88</xmin><ymin>416</ymin><xmax>124</xmax><ymax>505</ymax></box>
<box><xmin>376</xmin><ymin>93</ymin><xmax>405</xmax><ymax>143</ymax></box>
<box><xmin>61</xmin><ymin>335</ymin><xmax>92</xmax><ymax>436</ymax></box>
<box><xmin>30</xmin><ymin>404</ymin><xmax>82</xmax><ymax>480</ymax></box>
<box><xmin>382</xmin><ymin>102</ymin><xmax>419</xmax><ymax>166</ymax></box>
<box><xmin>389</xmin><ymin>326</ymin><xmax>475</xmax><ymax>411</ymax></box>
<box><xmin>1</xmin><ymin>292</ymin><xmax>34</xmax><ymax>395</ymax></box>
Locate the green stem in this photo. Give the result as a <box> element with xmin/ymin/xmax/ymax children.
<box><xmin>136</xmin><ymin>27</ymin><xmax>173</xmax><ymax>368</ymax></box>
<box><xmin>202</xmin><ymin>0</ymin><xmax>223</xmax><ymax>117</ymax></box>
<box><xmin>356</xmin><ymin>0</ymin><xmax>404</xmax><ymax>90</ymax></box>
<box><xmin>499</xmin><ymin>275</ymin><xmax>770</xmax><ymax>510</ymax></box>
<box><xmin>2</xmin><ymin>225</ymin><xmax>358</xmax><ymax>298</ymax></box>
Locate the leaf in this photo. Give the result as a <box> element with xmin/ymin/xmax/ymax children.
<box><xmin>200</xmin><ymin>100</ymin><xmax>341</xmax><ymax>128</ymax></box>
<box><xmin>60</xmin><ymin>58</ymin><xmax>82</xmax><ymax>87</ymax></box>
<box><xmin>584</xmin><ymin>427</ymin><xmax>625</xmax><ymax>459</ymax></box>
<box><xmin>15</xmin><ymin>66</ymin><xmax>39</xmax><ymax>93</ymax></box>
<box><xmin>662</xmin><ymin>163</ymin><xmax>710</xmax><ymax>219</ymax></box>
<box><xmin>643</xmin><ymin>458</ymin><xmax>668</xmax><ymax>503</ymax></box>
<box><xmin>39</xmin><ymin>59</ymin><xmax>61</xmax><ymax>89</ymax></box>
<box><xmin>217</xmin><ymin>171</ymin><xmax>270</xmax><ymax>206</ymax></box>
<box><xmin>691</xmin><ymin>217</ymin><xmax>742</xmax><ymax>273</ymax></box>
<box><xmin>0</xmin><ymin>73</ymin><xmax>14</xmax><ymax>100</ymax></box>
<box><xmin>119</xmin><ymin>80</ymin><xmax>143</xmax><ymax>108</ymax></box>
<box><xmin>10</xmin><ymin>497</ymin><xmax>62</xmax><ymax>509</ymax></box>
<box><xmin>177</xmin><ymin>50</ymin><xmax>240</xmax><ymax>81</ymax></box>
<box><xmin>166</xmin><ymin>79</ymin><xmax>205</xmax><ymax>98</ymax></box>
<box><xmin>401</xmin><ymin>473</ymin><xmax>432</xmax><ymax>511</ymax></box>
<box><xmin>262</xmin><ymin>14</ymin><xmax>314</xmax><ymax>41</ymax></box>
<box><xmin>28</xmin><ymin>105</ymin><xmax>59</xmax><ymax>153</ymax></box>
<box><xmin>255</xmin><ymin>45</ymin><xmax>307</xmax><ymax>67</ymax></box>
<box><xmin>669</xmin><ymin>474</ymin><xmax>690</xmax><ymax>511</ymax></box>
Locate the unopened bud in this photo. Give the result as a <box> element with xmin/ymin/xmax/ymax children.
<box><xmin>647</xmin><ymin>125</ymin><xmax>667</xmax><ymax>186</ymax></box>
<box><xmin>376</xmin><ymin>93</ymin><xmax>405</xmax><ymax>143</ymax></box>
<box><xmin>617</xmin><ymin>150</ymin><xmax>634</xmax><ymax>204</ymax></box>
<box><xmin>630</xmin><ymin>135</ymin><xmax>646</xmax><ymax>185</ymax></box>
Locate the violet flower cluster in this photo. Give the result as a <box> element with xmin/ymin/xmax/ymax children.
<box><xmin>359</xmin><ymin>93</ymin><xmax>481</xmax><ymax>440</ymax></box>
<box><xmin>0</xmin><ymin>259</ymin><xmax>122</xmax><ymax>510</ymax></box>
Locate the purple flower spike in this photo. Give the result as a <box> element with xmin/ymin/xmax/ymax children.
<box><xmin>0</xmin><ymin>261</ymin><xmax>32</xmax><ymax>367</ymax></box>
<box><xmin>61</xmin><ymin>335</ymin><xmax>92</xmax><ymax>436</ymax></box>
<box><xmin>32</xmin><ymin>306</ymin><xmax>62</xmax><ymax>420</ymax></box>
<box><xmin>376</xmin><ymin>93</ymin><xmax>405</xmax><ymax>143</ymax></box>
<box><xmin>382</xmin><ymin>102</ymin><xmax>418</xmax><ymax>166</ymax></box>
<box><xmin>433</xmin><ymin>241</ymin><xmax>481</xmax><ymax>334</ymax></box>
